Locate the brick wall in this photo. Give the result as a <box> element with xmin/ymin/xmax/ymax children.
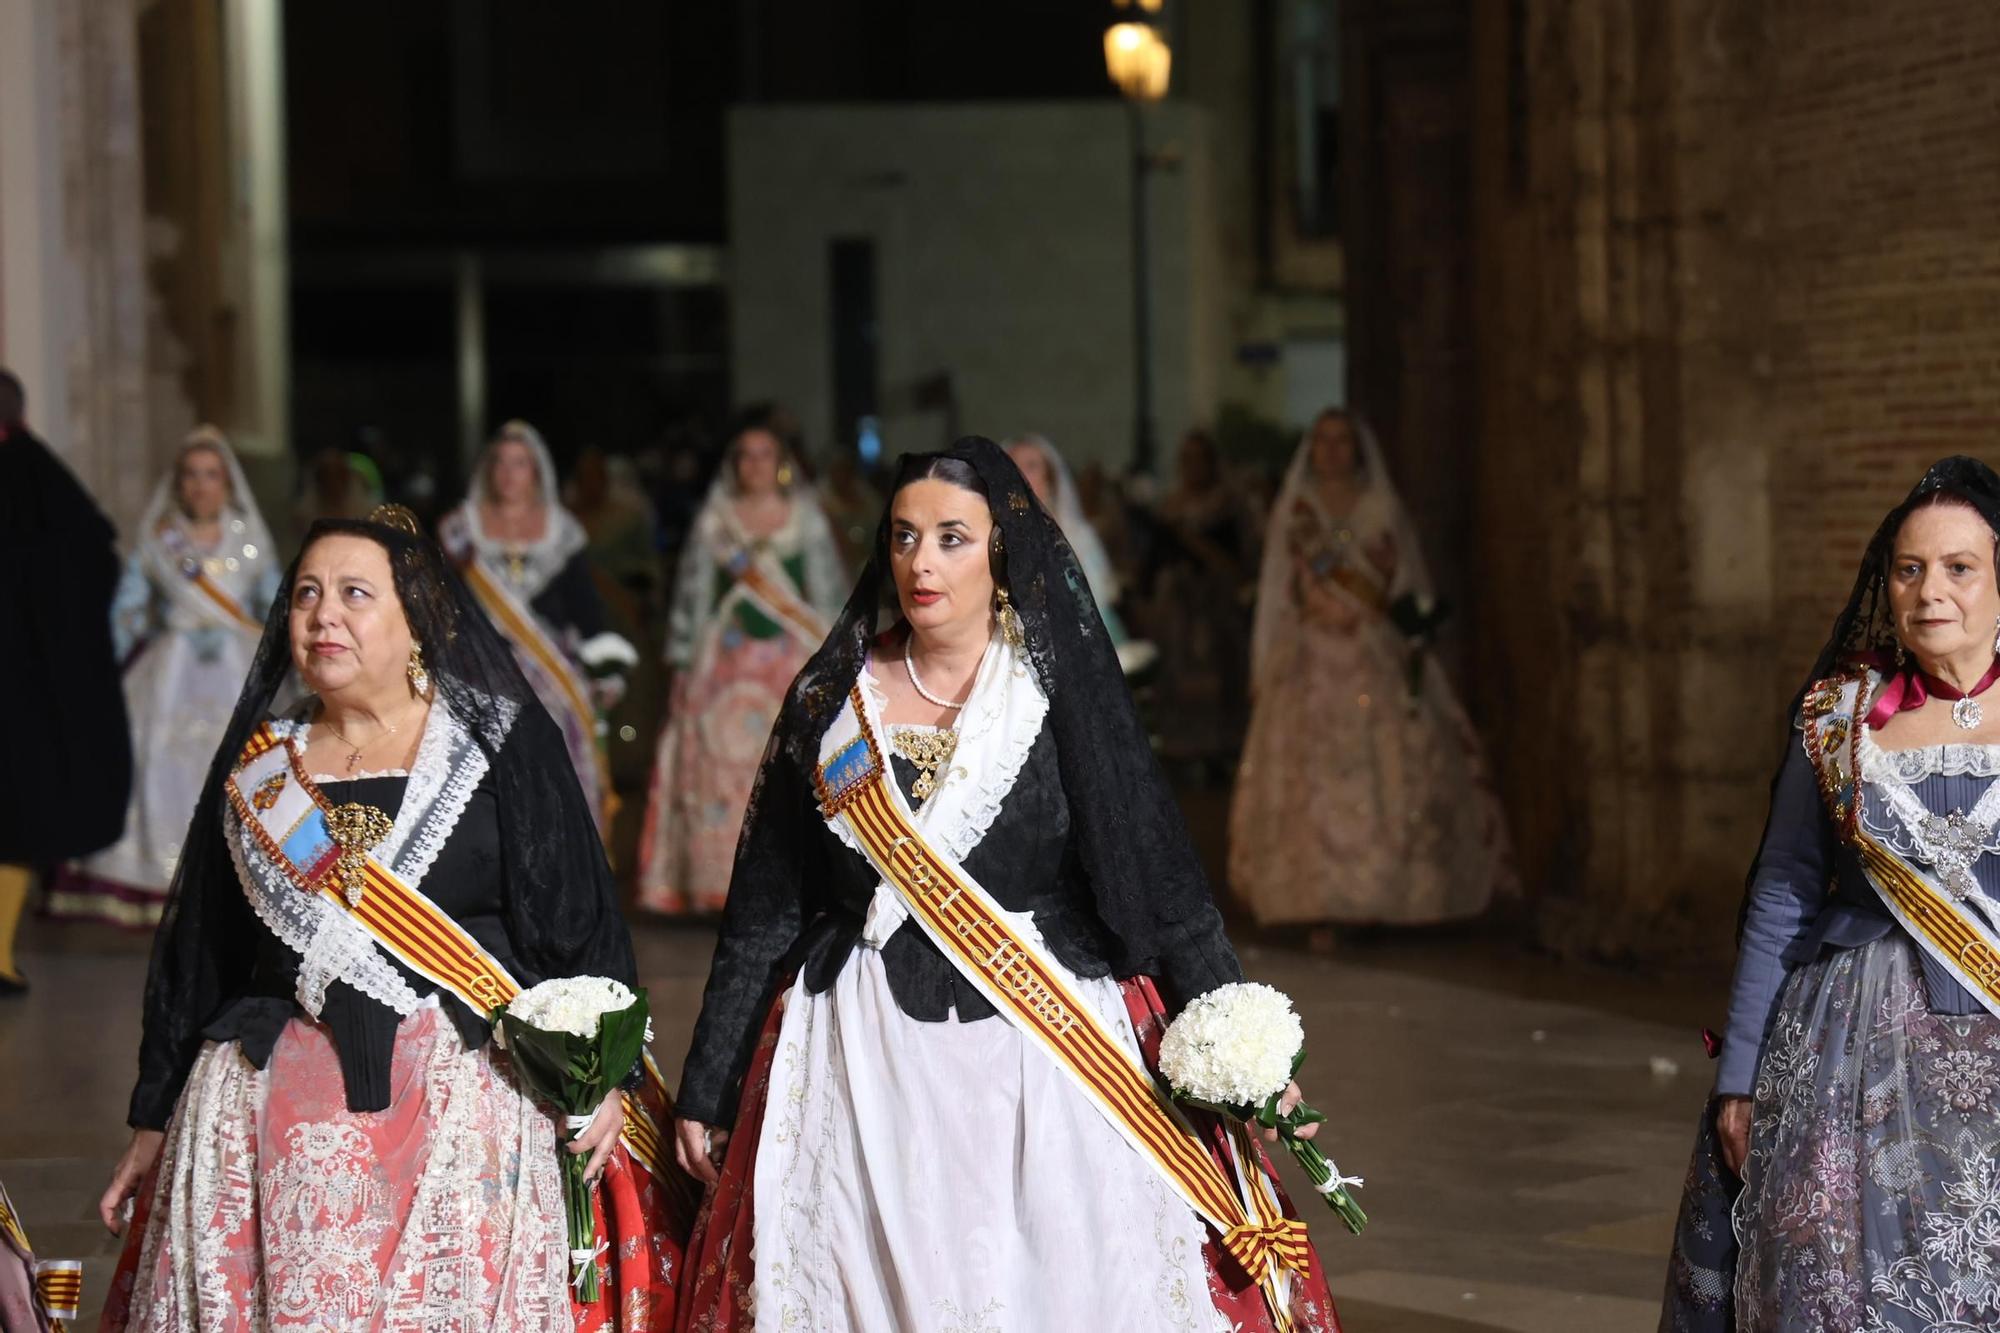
<box><xmin>1763</xmin><ymin>0</ymin><xmax>2000</xmax><ymax>682</ymax></box>
<box><xmin>1457</xmin><ymin>0</ymin><xmax>2000</xmax><ymax>960</ymax></box>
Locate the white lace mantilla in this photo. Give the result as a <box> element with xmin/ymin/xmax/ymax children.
<box><xmin>230</xmin><ymin>696</ymin><xmax>516</xmax><ymax>1017</ymax></box>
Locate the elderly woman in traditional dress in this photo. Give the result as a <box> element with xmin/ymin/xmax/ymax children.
<box><xmin>668</xmin><ymin>438</ymin><xmax>1343</xmax><ymax>1332</ymax></box>
<box><xmin>96</xmin><ymin>507</ymin><xmax>689</xmax><ymax>1332</ymax></box>
<box><xmin>49</xmin><ymin>428</ymin><xmax>277</xmax><ymax>929</ymax></box>
<box><xmin>440</xmin><ymin>420</ymin><xmax>633</xmax><ymax>838</ymax></box>
<box><xmin>635</xmin><ymin>413</ymin><xmax>845</xmax><ymax>915</ymax></box>
<box><xmin>1663</xmin><ymin>456</ymin><xmax>2000</xmax><ymax>1332</ymax></box>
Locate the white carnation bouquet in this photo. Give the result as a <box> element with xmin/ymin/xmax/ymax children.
<box><xmin>575</xmin><ymin>632</ymin><xmax>640</xmax><ymax>712</ymax></box>
<box><xmin>1157</xmin><ymin>982</ymin><xmax>1366</xmax><ymax>1234</ymax></box>
<box><xmin>492</xmin><ymin>975</ymin><xmax>653</xmax><ymax>1302</ymax></box>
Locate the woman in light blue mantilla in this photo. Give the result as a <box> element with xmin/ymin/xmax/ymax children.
<box><xmin>50</xmin><ymin>428</ymin><xmax>278</xmax><ymax>928</ymax></box>
<box><xmin>1663</xmin><ymin>456</ymin><xmax>2000</xmax><ymax>1332</ymax></box>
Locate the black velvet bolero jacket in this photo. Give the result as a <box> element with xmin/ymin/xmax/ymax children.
<box><xmin>674</xmin><ymin>723</ymin><xmax>1245</xmax><ymax>1127</ymax></box>
<box><xmin>126</xmin><ymin>705</ymin><xmax>638</xmax><ymax>1130</ymax></box>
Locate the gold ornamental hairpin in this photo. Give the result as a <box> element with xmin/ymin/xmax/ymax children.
<box><xmin>368</xmin><ymin>503</ymin><xmax>423</xmax><ymax>536</ymax></box>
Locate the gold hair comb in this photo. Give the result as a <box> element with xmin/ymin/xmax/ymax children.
<box><xmin>368</xmin><ymin>503</ymin><xmax>423</xmax><ymax>536</ymax></box>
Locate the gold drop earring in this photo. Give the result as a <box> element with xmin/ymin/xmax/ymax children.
<box><xmin>995</xmin><ymin>587</ymin><xmax>1026</xmax><ymax>652</ymax></box>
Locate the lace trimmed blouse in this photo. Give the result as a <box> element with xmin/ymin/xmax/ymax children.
<box><xmin>1719</xmin><ymin>733</ymin><xmax>2000</xmax><ymax>1096</ymax></box>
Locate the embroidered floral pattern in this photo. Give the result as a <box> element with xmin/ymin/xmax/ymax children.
<box><xmin>109</xmin><ymin>1009</ymin><xmax>570</xmax><ymax>1332</ymax></box>
<box><xmin>1736</xmin><ymin>937</ymin><xmax>2000</xmax><ymax>1331</ymax></box>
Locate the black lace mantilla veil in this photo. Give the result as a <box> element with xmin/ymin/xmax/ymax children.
<box><xmin>681</xmin><ymin>436</ymin><xmax>1241</xmax><ymax>1123</ymax></box>
<box><xmin>128</xmin><ymin>509</ymin><xmax>636</xmax><ymax>1129</ymax></box>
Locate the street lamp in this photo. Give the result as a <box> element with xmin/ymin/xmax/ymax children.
<box><xmin>1105</xmin><ymin>1</ymin><xmax>1169</xmax><ymax>474</ymax></box>
<box><xmin>1104</xmin><ymin>15</ymin><xmax>1171</xmax><ymax>101</ymax></box>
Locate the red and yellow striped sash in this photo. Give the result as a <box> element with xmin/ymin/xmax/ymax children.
<box><xmin>0</xmin><ymin>1189</ymin><xmax>29</xmax><ymax>1256</ymax></box>
<box><xmin>1223</xmin><ymin>1120</ymin><xmax>1313</xmax><ymax>1278</ymax></box>
<box><xmin>733</xmin><ymin>558</ymin><xmax>827</xmax><ymax>646</ymax></box>
<box><xmin>825</xmin><ymin>687</ymin><xmax>1302</xmax><ymax>1325</ymax></box>
<box><xmin>238</xmin><ymin>721</ymin><xmax>283</xmax><ymax>765</ymax></box>
<box><xmin>35</xmin><ymin>1260</ymin><xmax>82</xmax><ymax>1325</ymax></box>
<box><xmin>226</xmin><ymin>727</ymin><xmax>674</xmax><ymax>1181</ymax></box>
<box><xmin>190</xmin><ymin>569</ymin><xmax>263</xmax><ymax>634</ymax></box>
<box><xmin>1858</xmin><ymin>832</ymin><xmax>2000</xmax><ymax>1006</ymax></box>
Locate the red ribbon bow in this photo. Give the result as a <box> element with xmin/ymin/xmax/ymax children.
<box><xmin>1862</xmin><ymin>652</ymin><xmax>2000</xmax><ymax>731</ymax></box>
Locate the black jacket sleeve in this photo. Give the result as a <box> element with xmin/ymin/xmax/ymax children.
<box><xmin>674</xmin><ymin>738</ymin><xmax>812</xmax><ymax>1126</ymax></box>
<box><xmin>532</xmin><ymin>551</ymin><xmax>611</xmax><ymax>641</ymax></box>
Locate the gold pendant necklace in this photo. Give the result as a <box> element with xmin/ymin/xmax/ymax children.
<box><xmin>891</xmin><ymin>727</ymin><xmax>959</xmax><ymax>804</ymax></box>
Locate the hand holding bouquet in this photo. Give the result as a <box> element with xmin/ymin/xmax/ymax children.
<box><xmin>493</xmin><ymin>976</ymin><xmax>654</xmax><ymax>1302</ymax></box>
<box><xmin>1158</xmin><ymin>982</ymin><xmax>1367</xmax><ymax>1234</ymax></box>
<box><xmin>576</xmin><ymin>632</ymin><xmax>640</xmax><ymax>712</ymax></box>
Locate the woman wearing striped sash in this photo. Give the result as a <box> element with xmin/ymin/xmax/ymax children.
<box><xmin>1664</xmin><ymin>457</ymin><xmax>2000</xmax><ymax>1331</ymax></box>
<box><xmin>96</xmin><ymin>507</ymin><xmax>690</xmax><ymax>1331</ymax></box>
<box><xmin>636</xmin><ymin>412</ymin><xmax>846</xmax><ymax>915</ymax></box>
<box><xmin>49</xmin><ymin>428</ymin><xmax>277</xmax><ymax>929</ymax></box>
<box><xmin>671</xmin><ymin>439</ymin><xmax>1342</xmax><ymax>1332</ymax></box>
<box><xmin>440</xmin><ymin>420</ymin><xmax>633</xmax><ymax>838</ymax></box>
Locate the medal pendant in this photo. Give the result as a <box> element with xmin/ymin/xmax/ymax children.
<box><xmin>1954</xmin><ymin>696</ymin><xmax>1983</xmax><ymax>731</ymax></box>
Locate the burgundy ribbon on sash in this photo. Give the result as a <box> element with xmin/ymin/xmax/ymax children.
<box><xmin>1862</xmin><ymin>652</ymin><xmax>2000</xmax><ymax>730</ymax></box>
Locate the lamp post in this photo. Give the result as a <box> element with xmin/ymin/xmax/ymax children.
<box><xmin>1104</xmin><ymin>6</ymin><xmax>1170</xmax><ymax>475</ymax></box>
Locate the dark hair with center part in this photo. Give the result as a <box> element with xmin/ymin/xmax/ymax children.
<box><xmin>889</xmin><ymin>451</ymin><xmax>1003</xmax><ymax>584</ymax></box>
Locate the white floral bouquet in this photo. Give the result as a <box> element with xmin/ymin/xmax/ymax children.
<box><xmin>1157</xmin><ymin>982</ymin><xmax>1367</xmax><ymax>1234</ymax></box>
<box><xmin>492</xmin><ymin>976</ymin><xmax>654</xmax><ymax>1302</ymax></box>
<box><xmin>576</xmin><ymin>632</ymin><xmax>640</xmax><ymax>712</ymax></box>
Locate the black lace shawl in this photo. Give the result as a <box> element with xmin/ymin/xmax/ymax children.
<box><xmin>127</xmin><ymin>514</ymin><xmax>637</xmax><ymax>1129</ymax></box>
<box><xmin>676</xmin><ymin>436</ymin><xmax>1243</xmax><ymax>1126</ymax></box>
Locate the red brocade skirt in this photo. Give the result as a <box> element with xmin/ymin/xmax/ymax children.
<box><xmin>674</xmin><ymin>975</ymin><xmax>1343</xmax><ymax>1333</ymax></box>
<box><xmin>100</xmin><ymin>1007</ymin><xmax>694</xmax><ymax>1333</ymax></box>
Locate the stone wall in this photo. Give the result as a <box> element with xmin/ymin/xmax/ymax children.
<box><xmin>728</xmin><ymin>101</ymin><xmax>1223</xmax><ymax>473</ymax></box>
<box><xmin>0</xmin><ymin>0</ymin><xmax>162</xmax><ymax>528</ymax></box>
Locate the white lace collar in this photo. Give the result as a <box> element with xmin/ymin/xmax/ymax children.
<box><xmin>229</xmin><ymin>694</ymin><xmax>515</xmax><ymax>1018</ymax></box>
<box><xmin>441</xmin><ymin>500</ymin><xmax>587</xmax><ymax>602</ymax></box>
<box><xmin>1859</xmin><ymin>731</ymin><xmax>2000</xmax><ymax>783</ymax></box>
<box><xmin>705</xmin><ymin>491</ymin><xmax>805</xmax><ymax>560</ymax></box>
<box><xmin>819</xmin><ymin>631</ymin><xmax>1048</xmax><ymax>946</ymax></box>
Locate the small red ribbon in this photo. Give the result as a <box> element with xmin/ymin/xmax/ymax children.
<box><xmin>1861</xmin><ymin>652</ymin><xmax>2000</xmax><ymax>731</ymax></box>
<box><xmin>1223</xmin><ymin>1218</ymin><xmax>1315</xmax><ymax>1278</ymax></box>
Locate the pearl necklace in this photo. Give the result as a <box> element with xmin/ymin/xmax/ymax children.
<box><xmin>904</xmin><ymin>639</ymin><xmax>971</xmax><ymax>711</ymax></box>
